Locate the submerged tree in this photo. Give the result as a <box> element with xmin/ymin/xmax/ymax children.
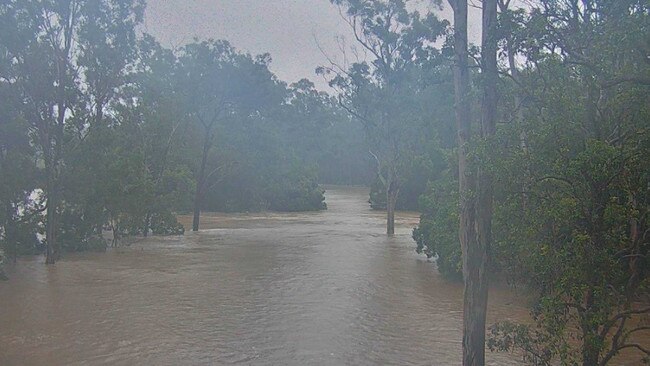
<box><xmin>321</xmin><ymin>0</ymin><xmax>448</xmax><ymax>234</ymax></box>
<box><xmin>0</xmin><ymin>2</ymin><xmax>41</xmax><ymax>268</ymax></box>
<box><xmin>8</xmin><ymin>0</ymin><xmax>144</xmax><ymax>263</ymax></box>
<box><xmin>178</xmin><ymin>40</ymin><xmax>284</xmax><ymax>231</ymax></box>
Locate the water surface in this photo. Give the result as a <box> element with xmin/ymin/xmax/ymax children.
<box><xmin>1</xmin><ymin>186</ymin><xmax>536</xmax><ymax>365</ymax></box>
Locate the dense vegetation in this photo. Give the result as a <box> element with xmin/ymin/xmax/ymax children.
<box><xmin>324</xmin><ymin>0</ymin><xmax>645</xmax><ymax>363</ymax></box>
<box><xmin>0</xmin><ymin>0</ymin><xmax>371</xmax><ymax>264</ymax></box>
<box><xmin>0</xmin><ymin>0</ymin><xmax>648</xmax><ymax>365</ymax></box>
<box><xmin>410</xmin><ymin>0</ymin><xmax>650</xmax><ymax>364</ymax></box>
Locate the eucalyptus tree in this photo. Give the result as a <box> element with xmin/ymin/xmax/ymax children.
<box><xmin>0</xmin><ymin>1</ymin><xmax>41</xmax><ymax>266</ymax></box>
<box><xmin>321</xmin><ymin>0</ymin><xmax>448</xmax><ymax>234</ymax></box>
<box><xmin>0</xmin><ymin>79</ymin><xmax>39</xmax><ymax>266</ymax></box>
<box><xmin>5</xmin><ymin>0</ymin><xmax>144</xmax><ymax>263</ymax></box>
<box><xmin>121</xmin><ymin>35</ymin><xmax>192</xmax><ymax>237</ymax></box>
<box><xmin>178</xmin><ymin>41</ymin><xmax>284</xmax><ymax>231</ymax></box>
<box><xmin>485</xmin><ymin>1</ymin><xmax>650</xmax><ymax>365</ymax></box>
<box><xmin>445</xmin><ymin>0</ymin><xmax>490</xmax><ymax>363</ymax></box>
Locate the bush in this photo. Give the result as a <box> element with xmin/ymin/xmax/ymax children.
<box><xmin>266</xmin><ymin>168</ymin><xmax>326</xmax><ymax>212</ymax></box>
<box><xmin>57</xmin><ymin>205</ymin><xmax>107</xmax><ymax>252</ymax></box>
<box><xmin>412</xmin><ymin>174</ymin><xmax>462</xmax><ymax>279</ymax></box>
<box><xmin>150</xmin><ymin>210</ymin><xmax>185</xmax><ymax>235</ymax></box>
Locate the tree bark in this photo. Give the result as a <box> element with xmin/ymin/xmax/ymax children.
<box><xmin>192</xmin><ymin>193</ymin><xmax>202</xmax><ymax>232</ymax></box>
<box><xmin>386</xmin><ymin>182</ymin><xmax>399</xmax><ymax>235</ymax></box>
<box><xmin>45</xmin><ymin>110</ymin><xmax>64</xmax><ymax>264</ymax></box>
<box><xmin>465</xmin><ymin>0</ymin><xmax>498</xmax><ymax>364</ymax></box>
<box><xmin>448</xmin><ymin>0</ymin><xmax>489</xmax><ymax>364</ymax></box>
<box><xmin>192</xmin><ymin>130</ymin><xmax>212</xmax><ymax>232</ymax></box>
<box><xmin>4</xmin><ymin>203</ymin><xmax>17</xmax><ymax>263</ymax></box>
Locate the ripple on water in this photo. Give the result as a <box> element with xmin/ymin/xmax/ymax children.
<box><xmin>0</xmin><ymin>186</ymin><xmax>617</xmax><ymax>365</ymax></box>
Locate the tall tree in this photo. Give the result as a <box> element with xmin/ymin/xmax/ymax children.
<box><xmin>14</xmin><ymin>0</ymin><xmax>143</xmax><ymax>263</ymax></box>
<box><xmin>445</xmin><ymin>0</ymin><xmax>484</xmax><ymax>364</ymax></box>
<box><xmin>446</xmin><ymin>0</ymin><xmax>500</xmax><ymax>363</ymax></box>
<box><xmin>467</xmin><ymin>0</ymin><xmax>498</xmax><ymax>365</ymax></box>
<box><xmin>486</xmin><ymin>1</ymin><xmax>650</xmax><ymax>365</ymax></box>
<box><xmin>179</xmin><ymin>41</ymin><xmax>283</xmax><ymax>231</ymax></box>
<box><xmin>0</xmin><ymin>1</ymin><xmax>41</xmax><ymax>269</ymax></box>
<box><xmin>322</xmin><ymin>0</ymin><xmax>447</xmax><ymax>234</ymax></box>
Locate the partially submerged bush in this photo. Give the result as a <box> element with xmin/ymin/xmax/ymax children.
<box><xmin>265</xmin><ymin>167</ymin><xmax>326</xmax><ymax>212</ymax></box>
<box><xmin>150</xmin><ymin>211</ymin><xmax>185</xmax><ymax>235</ymax></box>
<box><xmin>412</xmin><ymin>174</ymin><xmax>462</xmax><ymax>279</ymax></box>
<box><xmin>58</xmin><ymin>206</ymin><xmax>107</xmax><ymax>252</ymax></box>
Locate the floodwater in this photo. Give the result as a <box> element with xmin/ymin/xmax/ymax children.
<box><xmin>0</xmin><ymin>186</ymin><xmax>618</xmax><ymax>365</ymax></box>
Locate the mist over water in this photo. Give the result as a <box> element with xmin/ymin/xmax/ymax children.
<box><xmin>0</xmin><ymin>187</ymin><xmax>529</xmax><ymax>365</ymax></box>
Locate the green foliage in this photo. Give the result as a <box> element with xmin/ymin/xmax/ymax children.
<box><xmin>150</xmin><ymin>211</ymin><xmax>185</xmax><ymax>236</ymax></box>
<box><xmin>0</xmin><ymin>13</ymin><xmax>41</xmax><ymax>261</ymax></box>
<box><xmin>370</xmin><ymin>143</ymin><xmax>448</xmax><ymax>210</ymax></box>
<box><xmin>321</xmin><ymin>0</ymin><xmax>452</xmax><ymax>215</ymax></box>
<box><xmin>189</xmin><ymin>76</ymin><xmax>331</xmax><ymax>213</ymax></box>
<box><xmin>1</xmin><ymin>3</ymin><xmax>645</xmax><ymax>365</ymax></box>
<box><xmin>3</xmin><ymin>0</ymin><xmax>363</xmax><ymax>260</ymax></box>
<box><xmin>484</xmin><ymin>1</ymin><xmax>650</xmax><ymax>364</ymax></box>
<box><xmin>57</xmin><ymin>205</ymin><xmax>107</xmax><ymax>253</ymax></box>
<box><xmin>412</xmin><ymin>167</ymin><xmax>461</xmax><ymax>279</ymax></box>
<box><xmin>411</xmin><ymin>1</ymin><xmax>650</xmax><ymax>364</ymax></box>
<box><xmin>488</xmin><ymin>321</ymin><xmax>561</xmax><ymax>366</ymax></box>
<box><xmin>266</xmin><ymin>166</ymin><xmax>326</xmax><ymax>212</ymax></box>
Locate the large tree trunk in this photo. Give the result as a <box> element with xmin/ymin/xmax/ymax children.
<box><xmin>582</xmin><ymin>339</ymin><xmax>600</xmax><ymax>366</ymax></box>
<box><xmin>464</xmin><ymin>0</ymin><xmax>498</xmax><ymax>364</ymax></box>
<box><xmin>386</xmin><ymin>182</ymin><xmax>399</xmax><ymax>235</ymax></box>
<box><xmin>448</xmin><ymin>0</ymin><xmax>488</xmax><ymax>364</ymax></box>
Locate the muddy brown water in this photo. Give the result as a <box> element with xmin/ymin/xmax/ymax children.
<box><xmin>0</xmin><ymin>186</ymin><xmax>643</xmax><ymax>365</ymax></box>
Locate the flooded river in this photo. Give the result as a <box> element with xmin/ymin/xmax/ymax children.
<box><xmin>0</xmin><ymin>186</ymin><xmax>562</xmax><ymax>365</ymax></box>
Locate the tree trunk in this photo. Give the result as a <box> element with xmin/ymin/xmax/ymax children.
<box><xmin>448</xmin><ymin>0</ymin><xmax>488</xmax><ymax>364</ymax></box>
<box><xmin>464</xmin><ymin>1</ymin><xmax>498</xmax><ymax>365</ymax></box>
<box><xmin>111</xmin><ymin>220</ymin><xmax>120</xmax><ymax>248</ymax></box>
<box><xmin>45</xmin><ymin>174</ymin><xmax>60</xmax><ymax>264</ymax></box>
<box><xmin>45</xmin><ymin>128</ymin><xmax>64</xmax><ymax>264</ymax></box>
<box><xmin>192</xmin><ymin>131</ymin><xmax>212</xmax><ymax>232</ymax></box>
<box><xmin>192</xmin><ymin>193</ymin><xmax>202</xmax><ymax>232</ymax></box>
<box><xmin>582</xmin><ymin>340</ymin><xmax>600</xmax><ymax>366</ymax></box>
<box><xmin>45</xmin><ymin>27</ymin><xmax>70</xmax><ymax>264</ymax></box>
<box><xmin>386</xmin><ymin>182</ymin><xmax>399</xmax><ymax>235</ymax></box>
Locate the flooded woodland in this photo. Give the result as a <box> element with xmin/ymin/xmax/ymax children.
<box><xmin>0</xmin><ymin>187</ymin><xmax>531</xmax><ymax>365</ymax></box>
<box><xmin>2</xmin><ymin>187</ymin><xmax>647</xmax><ymax>365</ymax></box>
<box><xmin>1</xmin><ymin>0</ymin><xmax>648</xmax><ymax>365</ymax></box>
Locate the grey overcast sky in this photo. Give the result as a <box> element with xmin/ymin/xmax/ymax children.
<box><xmin>143</xmin><ymin>0</ymin><xmax>482</xmax><ymax>90</ymax></box>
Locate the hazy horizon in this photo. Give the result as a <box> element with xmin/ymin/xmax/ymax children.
<box><xmin>143</xmin><ymin>0</ymin><xmax>482</xmax><ymax>90</ymax></box>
